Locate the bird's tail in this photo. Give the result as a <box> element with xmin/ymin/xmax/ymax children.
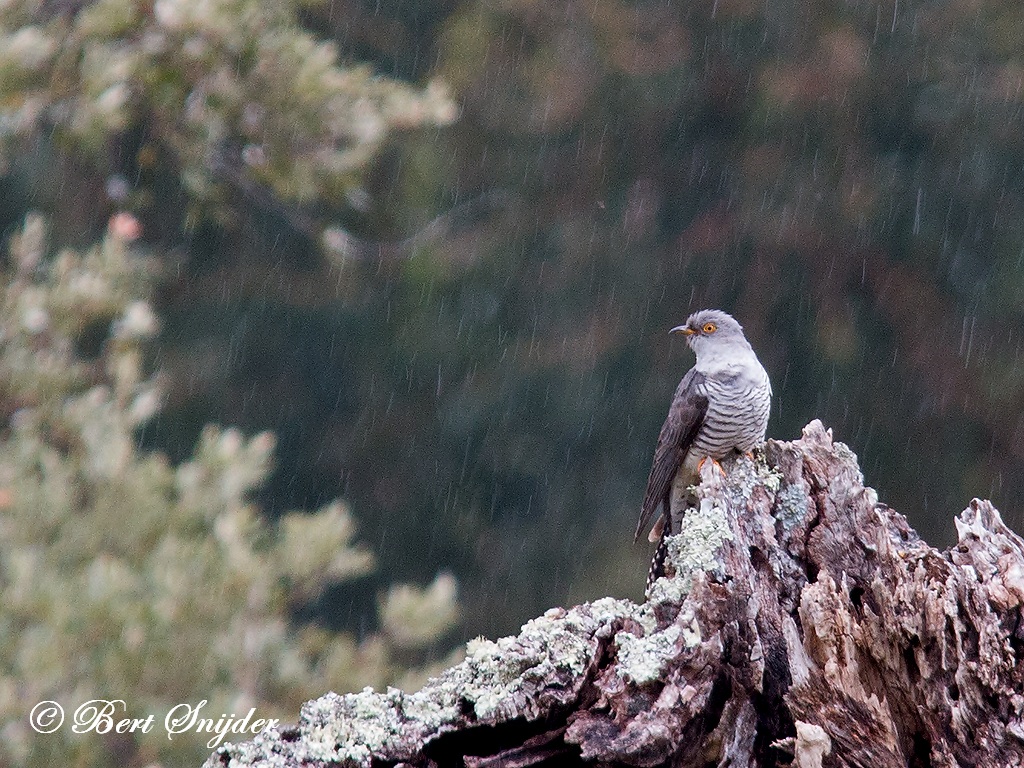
<box><xmin>645</xmin><ymin>533</ymin><xmax>669</xmax><ymax>593</ymax></box>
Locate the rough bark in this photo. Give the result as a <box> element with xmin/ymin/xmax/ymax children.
<box><xmin>205</xmin><ymin>421</ymin><xmax>1024</xmax><ymax>768</ymax></box>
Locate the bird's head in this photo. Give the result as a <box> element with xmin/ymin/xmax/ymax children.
<box><xmin>670</xmin><ymin>309</ymin><xmax>749</xmax><ymax>357</ymax></box>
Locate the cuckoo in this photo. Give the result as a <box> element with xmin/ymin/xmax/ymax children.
<box><xmin>635</xmin><ymin>309</ymin><xmax>771</xmax><ymax>583</ymax></box>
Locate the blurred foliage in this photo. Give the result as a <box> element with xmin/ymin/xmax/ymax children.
<box><xmin>0</xmin><ymin>214</ymin><xmax>460</xmax><ymax>767</ymax></box>
<box><xmin>0</xmin><ymin>0</ymin><xmax>455</xmax><ymax>229</ymax></box>
<box><xmin>2</xmin><ymin>0</ymin><xmax>1024</xmax><ymax>661</ymax></box>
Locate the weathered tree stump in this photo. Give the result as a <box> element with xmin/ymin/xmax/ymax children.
<box><xmin>205</xmin><ymin>421</ymin><xmax>1024</xmax><ymax>767</ymax></box>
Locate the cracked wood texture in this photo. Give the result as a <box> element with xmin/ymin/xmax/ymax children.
<box><xmin>205</xmin><ymin>421</ymin><xmax>1024</xmax><ymax>768</ymax></box>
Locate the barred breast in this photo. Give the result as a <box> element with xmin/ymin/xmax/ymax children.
<box><xmin>689</xmin><ymin>369</ymin><xmax>771</xmax><ymax>458</ymax></box>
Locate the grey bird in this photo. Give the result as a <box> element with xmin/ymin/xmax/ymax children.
<box><xmin>635</xmin><ymin>310</ymin><xmax>771</xmax><ymax>574</ymax></box>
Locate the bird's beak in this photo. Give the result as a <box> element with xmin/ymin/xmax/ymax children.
<box><xmin>670</xmin><ymin>325</ymin><xmax>695</xmax><ymax>336</ymax></box>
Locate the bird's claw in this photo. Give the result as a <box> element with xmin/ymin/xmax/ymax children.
<box><xmin>697</xmin><ymin>456</ymin><xmax>725</xmax><ymax>473</ymax></box>
<box><xmin>697</xmin><ymin>456</ymin><xmax>727</xmax><ymax>483</ymax></box>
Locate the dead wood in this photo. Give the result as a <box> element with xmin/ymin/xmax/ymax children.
<box><xmin>205</xmin><ymin>421</ymin><xmax>1024</xmax><ymax>768</ymax></box>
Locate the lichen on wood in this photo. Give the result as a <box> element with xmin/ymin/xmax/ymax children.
<box><xmin>207</xmin><ymin>421</ymin><xmax>1024</xmax><ymax>767</ymax></box>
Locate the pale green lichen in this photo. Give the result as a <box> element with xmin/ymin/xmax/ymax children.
<box><xmin>452</xmin><ymin>606</ymin><xmax>598</xmax><ymax>720</ymax></box>
<box><xmin>616</xmin><ymin>623</ymin><xmax>682</xmax><ymax>684</ymax></box>
<box><xmin>208</xmin><ymin>597</ymin><xmax>645</xmax><ymax>767</ymax></box>
<box><xmin>633</xmin><ymin>603</ymin><xmax>660</xmax><ymax>635</ymax></box>
<box><xmin>775</xmin><ymin>482</ymin><xmax>813</xmax><ymax>532</ymax></box>
<box><xmin>720</xmin><ymin>452</ymin><xmax>781</xmax><ymax>507</ymax></box>
<box><xmin>610</xmin><ymin>606</ymin><xmax>700</xmax><ymax>688</ymax></box>
<box><xmin>222</xmin><ymin>591</ymin><xmax>703</xmax><ymax>767</ymax></box>
<box><xmin>309</xmin><ymin>692</ymin><xmax>418</xmax><ymax>758</ymax></box>
<box><xmin>662</xmin><ymin>498</ymin><xmax>733</xmax><ymax>593</ymax></box>
<box><xmin>759</xmin><ymin>456</ymin><xmax>783</xmax><ymax>492</ymax></box>
<box><xmin>613</xmin><ymin>605</ymin><xmax>703</xmax><ymax>686</ymax></box>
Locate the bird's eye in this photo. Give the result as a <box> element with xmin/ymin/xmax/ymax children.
<box><xmin>702</xmin><ymin>322</ymin><xmax>717</xmax><ymax>333</ymax></box>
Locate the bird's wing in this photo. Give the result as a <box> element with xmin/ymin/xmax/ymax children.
<box><xmin>633</xmin><ymin>368</ymin><xmax>709</xmax><ymax>543</ymax></box>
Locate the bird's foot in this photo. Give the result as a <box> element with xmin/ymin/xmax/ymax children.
<box><xmin>697</xmin><ymin>456</ymin><xmax>725</xmax><ymax>473</ymax></box>
<box><xmin>697</xmin><ymin>456</ymin><xmax>727</xmax><ymax>484</ymax></box>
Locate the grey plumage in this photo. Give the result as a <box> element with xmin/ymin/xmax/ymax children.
<box><xmin>635</xmin><ymin>310</ymin><xmax>771</xmax><ymax>577</ymax></box>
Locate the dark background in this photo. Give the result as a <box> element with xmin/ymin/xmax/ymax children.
<box><xmin>4</xmin><ymin>0</ymin><xmax>1024</xmax><ymax>639</ymax></box>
